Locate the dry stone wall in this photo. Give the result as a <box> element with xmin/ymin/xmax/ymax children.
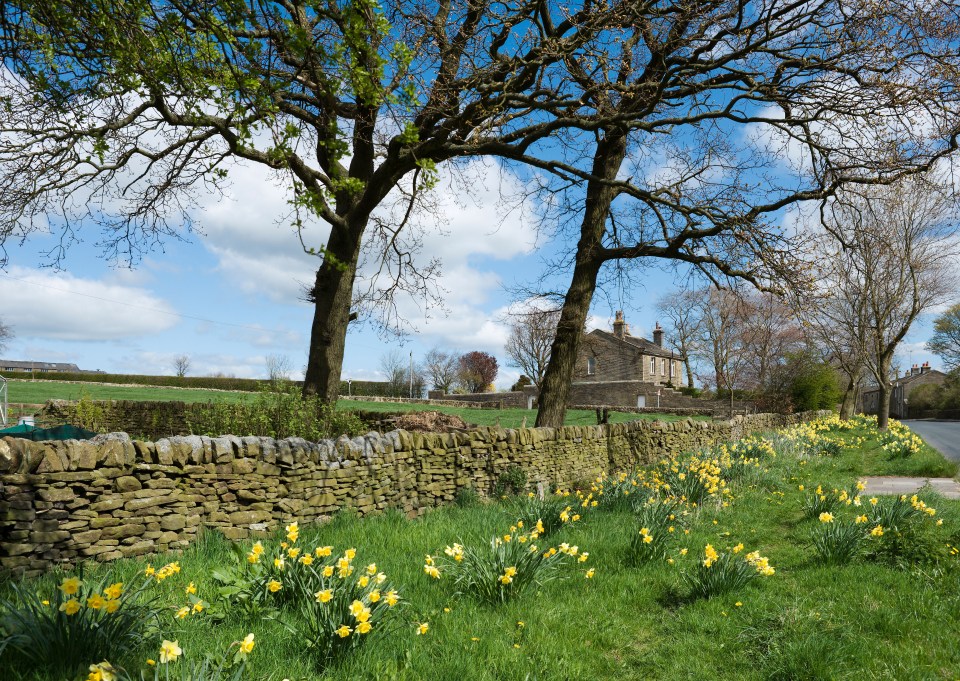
<box><xmin>0</xmin><ymin>411</ymin><xmax>827</xmax><ymax>577</ymax></box>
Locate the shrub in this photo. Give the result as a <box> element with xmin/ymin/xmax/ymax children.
<box><xmin>425</xmin><ymin>528</ymin><xmax>590</xmax><ymax>605</ymax></box>
<box><xmin>454</xmin><ymin>486</ymin><xmax>481</xmax><ymax>508</ymax></box>
<box><xmin>493</xmin><ymin>465</ymin><xmax>528</xmax><ymax>497</ymax></box>
<box><xmin>684</xmin><ymin>544</ymin><xmax>775</xmax><ymax>599</ymax></box>
<box><xmin>0</xmin><ymin>574</ymin><xmax>161</xmax><ymax>678</ymax></box>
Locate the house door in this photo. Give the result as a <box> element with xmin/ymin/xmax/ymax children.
<box><xmin>637</xmin><ymin>395</ymin><xmax>646</xmax><ymax>408</ymax></box>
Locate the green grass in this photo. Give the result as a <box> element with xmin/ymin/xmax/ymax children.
<box><xmin>4</xmin><ymin>417</ymin><xmax>960</xmax><ymax>680</ymax></box>
<box><xmin>5</xmin><ymin>380</ymin><xmax>709</xmax><ymax>428</ymax></box>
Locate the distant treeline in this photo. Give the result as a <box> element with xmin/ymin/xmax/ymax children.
<box><xmin>8</xmin><ymin>371</ymin><xmax>396</xmax><ymax>397</ymax></box>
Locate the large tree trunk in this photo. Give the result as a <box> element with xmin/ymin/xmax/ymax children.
<box><xmin>684</xmin><ymin>358</ymin><xmax>695</xmax><ymax>390</ymax></box>
<box><xmin>535</xmin><ymin>129</ymin><xmax>627</xmax><ymax>428</ymax></box>
<box><xmin>302</xmin><ymin>221</ymin><xmax>365</xmax><ymax>403</ymax></box>
<box><xmin>535</xmin><ymin>257</ymin><xmax>602</xmax><ymax>427</ymax></box>
<box><xmin>876</xmin><ymin>355</ymin><xmax>893</xmax><ymax>430</ymax></box>
<box><xmin>839</xmin><ymin>368</ymin><xmax>859</xmax><ymax>420</ymax></box>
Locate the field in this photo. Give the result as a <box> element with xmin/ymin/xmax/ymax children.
<box><xmin>3</xmin><ymin>416</ymin><xmax>959</xmax><ymax>680</ymax></box>
<box><xmin>3</xmin><ymin>379</ymin><xmax>709</xmax><ymax>429</ymax></box>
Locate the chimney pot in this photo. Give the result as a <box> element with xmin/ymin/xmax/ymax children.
<box><xmin>613</xmin><ymin>311</ymin><xmax>628</xmax><ymax>339</ymax></box>
<box><xmin>652</xmin><ymin>322</ymin><xmax>664</xmax><ymax>348</ymax></box>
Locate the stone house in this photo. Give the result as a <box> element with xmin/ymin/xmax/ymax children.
<box><xmin>569</xmin><ymin>312</ymin><xmax>691</xmax><ymax>408</ymax></box>
<box><xmin>860</xmin><ymin>362</ymin><xmax>947</xmax><ymax>418</ymax></box>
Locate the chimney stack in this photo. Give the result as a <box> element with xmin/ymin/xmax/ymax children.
<box><xmin>911</xmin><ymin>363</ymin><xmax>920</xmax><ymax>376</ymax></box>
<box><xmin>653</xmin><ymin>322</ymin><xmax>664</xmax><ymax>348</ymax></box>
<box><xmin>921</xmin><ymin>361</ymin><xmax>930</xmax><ymax>374</ymax></box>
<box><xmin>613</xmin><ymin>311</ymin><xmax>628</xmax><ymax>339</ymax></box>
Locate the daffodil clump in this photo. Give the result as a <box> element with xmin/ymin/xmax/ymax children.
<box><xmin>684</xmin><ymin>543</ymin><xmax>775</xmax><ymax>599</ymax></box>
<box><xmin>294</xmin><ymin>551</ymin><xmax>402</xmax><ymax>670</ymax></box>
<box><xmin>657</xmin><ymin>453</ymin><xmax>731</xmax><ymax>508</ymax></box>
<box><xmin>627</xmin><ymin>499</ymin><xmax>684</xmax><ymax>565</ymax></box>
<box><xmin>0</xmin><ymin>574</ymin><xmax>162</xmax><ymax>678</ymax></box>
<box><xmin>215</xmin><ymin>522</ymin><xmax>403</xmax><ymax>670</ymax></box>
<box><xmin>513</xmin><ymin>491</ymin><xmax>583</xmax><ymax>537</ymax></box>
<box><xmin>805</xmin><ymin>483</ymin><xmax>945</xmax><ymax>567</ymax></box>
<box><xmin>800</xmin><ymin>482</ymin><xmax>863</xmax><ymax>519</ymax></box>
<box><xmin>810</xmin><ymin>512</ymin><xmax>866</xmax><ymax>565</ymax></box>
<box><xmin>715</xmin><ymin>437</ymin><xmax>776</xmax><ymax>483</ymax></box>
<box><xmin>425</xmin><ymin>523</ymin><xmax>591</xmax><ymax>605</ymax></box>
<box><xmin>877</xmin><ymin>421</ymin><xmax>925</xmax><ymax>458</ymax></box>
<box><xmin>84</xmin><ymin>634</ymin><xmax>257</xmax><ymax>681</ymax></box>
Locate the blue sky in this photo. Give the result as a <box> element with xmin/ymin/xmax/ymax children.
<box><xmin>0</xmin><ymin>154</ymin><xmax>947</xmax><ymax>390</ymax></box>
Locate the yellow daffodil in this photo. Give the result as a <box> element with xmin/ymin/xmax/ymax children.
<box><xmin>175</xmin><ymin>606</ymin><xmax>190</xmax><ymax>620</ymax></box>
<box><xmin>239</xmin><ymin>633</ymin><xmax>255</xmax><ymax>656</ymax></box>
<box><xmin>585</xmin><ymin>568</ymin><xmax>595</xmax><ymax>579</ymax></box>
<box><xmin>103</xmin><ymin>583</ymin><xmax>123</xmax><ymax>600</ymax></box>
<box><xmin>59</xmin><ymin>577</ymin><xmax>81</xmax><ymax>596</ymax></box>
<box><xmin>104</xmin><ymin>599</ymin><xmax>120</xmax><ymax>613</ymax></box>
<box><xmin>315</xmin><ymin>589</ymin><xmax>333</xmax><ymax>604</ymax></box>
<box><xmin>60</xmin><ymin>599</ymin><xmax>81</xmax><ymax>615</ymax></box>
<box><xmin>192</xmin><ymin>601</ymin><xmax>204</xmax><ymax>614</ymax></box>
<box><xmin>159</xmin><ymin>640</ymin><xmax>182</xmax><ymax>664</ymax></box>
<box><xmin>185</xmin><ymin>582</ymin><xmax>197</xmax><ymax>595</ymax></box>
<box><xmin>87</xmin><ymin>594</ymin><xmax>106</xmax><ymax>610</ymax></box>
<box><xmin>416</xmin><ymin>622</ymin><xmax>429</xmax><ymax>635</ymax></box>
<box><xmin>357</xmin><ymin>621</ymin><xmax>373</xmax><ymax>634</ymax></box>
<box><xmin>336</xmin><ymin>625</ymin><xmax>352</xmax><ymax>638</ymax></box>
<box><xmin>268</xmin><ymin>580</ymin><xmax>282</xmax><ymax>593</ymax></box>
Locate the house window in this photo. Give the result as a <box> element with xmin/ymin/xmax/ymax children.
<box><xmin>650</xmin><ymin>357</ymin><xmax>655</xmax><ymax>374</ymax></box>
<box><xmin>660</xmin><ymin>359</ymin><xmax>665</xmax><ymax>376</ymax></box>
<box><xmin>669</xmin><ymin>361</ymin><xmax>674</xmax><ymax>378</ymax></box>
<box><xmin>587</xmin><ymin>357</ymin><xmax>596</xmax><ymax>375</ymax></box>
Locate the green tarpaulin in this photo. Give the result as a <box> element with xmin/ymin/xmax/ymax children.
<box><xmin>0</xmin><ymin>423</ymin><xmax>98</xmax><ymax>441</ymax></box>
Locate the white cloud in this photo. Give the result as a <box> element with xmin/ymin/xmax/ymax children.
<box><xmin>0</xmin><ymin>266</ymin><xmax>178</xmax><ymax>341</ymax></box>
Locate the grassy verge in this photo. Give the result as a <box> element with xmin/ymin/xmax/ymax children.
<box><xmin>5</xmin><ymin>380</ymin><xmax>708</xmax><ymax>428</ymax></box>
<box><xmin>3</xmin><ymin>416</ymin><xmax>960</xmax><ymax>680</ymax></box>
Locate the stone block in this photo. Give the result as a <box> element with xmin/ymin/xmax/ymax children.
<box><xmin>115</xmin><ymin>476</ymin><xmax>142</xmax><ymax>493</ymax></box>
<box><xmin>228</xmin><ymin>510</ymin><xmax>271</xmax><ymax>525</ymax></box>
<box><xmin>71</xmin><ymin>529</ymin><xmax>103</xmax><ymax>544</ymax></box>
<box><xmin>30</xmin><ymin>530</ymin><xmax>70</xmax><ymax>543</ymax></box>
<box><xmin>159</xmin><ymin>515</ymin><xmax>186</xmax><ymax>532</ymax></box>
<box><xmin>101</xmin><ymin>523</ymin><xmax>146</xmax><ymax>540</ymax></box>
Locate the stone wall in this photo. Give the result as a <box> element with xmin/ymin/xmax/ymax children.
<box><xmin>0</xmin><ymin>411</ymin><xmax>828</xmax><ymax>577</ymax></box>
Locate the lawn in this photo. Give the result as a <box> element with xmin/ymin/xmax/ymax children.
<box><xmin>3</xmin><ymin>415</ymin><xmax>959</xmax><ymax>680</ymax></box>
<box><xmin>4</xmin><ymin>379</ymin><xmax>709</xmax><ymax>428</ymax></box>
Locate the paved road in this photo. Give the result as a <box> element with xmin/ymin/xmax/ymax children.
<box><xmin>904</xmin><ymin>420</ymin><xmax>960</xmax><ymax>462</ymax></box>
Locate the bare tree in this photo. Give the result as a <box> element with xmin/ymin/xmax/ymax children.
<box><xmin>525</xmin><ymin>1</ymin><xmax>960</xmax><ymax>427</ymax></box>
<box><xmin>0</xmin><ymin>1</ymin><xmax>684</xmax><ymax>405</ymax></box>
<box><xmin>656</xmin><ymin>290</ymin><xmax>703</xmax><ymax>389</ymax></box>
<box><xmin>739</xmin><ymin>292</ymin><xmax>804</xmax><ymax>392</ymax></box>
<box><xmin>928</xmin><ymin>304</ymin><xmax>960</xmax><ymax>371</ymax></box>
<box><xmin>422</xmin><ymin>348</ymin><xmax>458</xmax><ymax>393</ymax></box>
<box><xmin>822</xmin><ymin>176</ymin><xmax>960</xmax><ymax>429</ymax></box>
<box><xmin>694</xmin><ymin>289</ymin><xmax>754</xmax><ymax>411</ymax></box>
<box><xmin>0</xmin><ymin>320</ymin><xmax>12</xmax><ymax>353</ymax></box>
<box><xmin>172</xmin><ymin>355</ymin><xmax>191</xmax><ymax>378</ymax></box>
<box><xmin>265</xmin><ymin>354</ymin><xmax>292</xmax><ymax>383</ymax></box>
<box><xmin>504</xmin><ymin>307</ymin><xmax>559</xmax><ymax>389</ymax></box>
<box><xmin>793</xmin><ymin>270</ymin><xmax>870</xmax><ymax>420</ymax></box>
<box><xmin>380</xmin><ymin>351</ymin><xmax>408</xmax><ymax>398</ymax></box>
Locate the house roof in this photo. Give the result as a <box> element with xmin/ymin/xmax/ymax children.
<box><xmin>588</xmin><ymin>329</ymin><xmax>684</xmax><ymax>360</ymax></box>
<box><xmin>0</xmin><ymin>360</ymin><xmax>83</xmax><ymax>372</ymax></box>
<box><xmin>860</xmin><ymin>369</ymin><xmax>948</xmax><ymax>395</ymax></box>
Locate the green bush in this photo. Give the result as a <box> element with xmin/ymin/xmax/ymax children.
<box><xmin>493</xmin><ymin>465</ymin><xmax>528</xmax><ymax>497</ymax></box>
<box><xmin>186</xmin><ymin>383</ymin><xmax>366</xmax><ymax>440</ymax></box>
